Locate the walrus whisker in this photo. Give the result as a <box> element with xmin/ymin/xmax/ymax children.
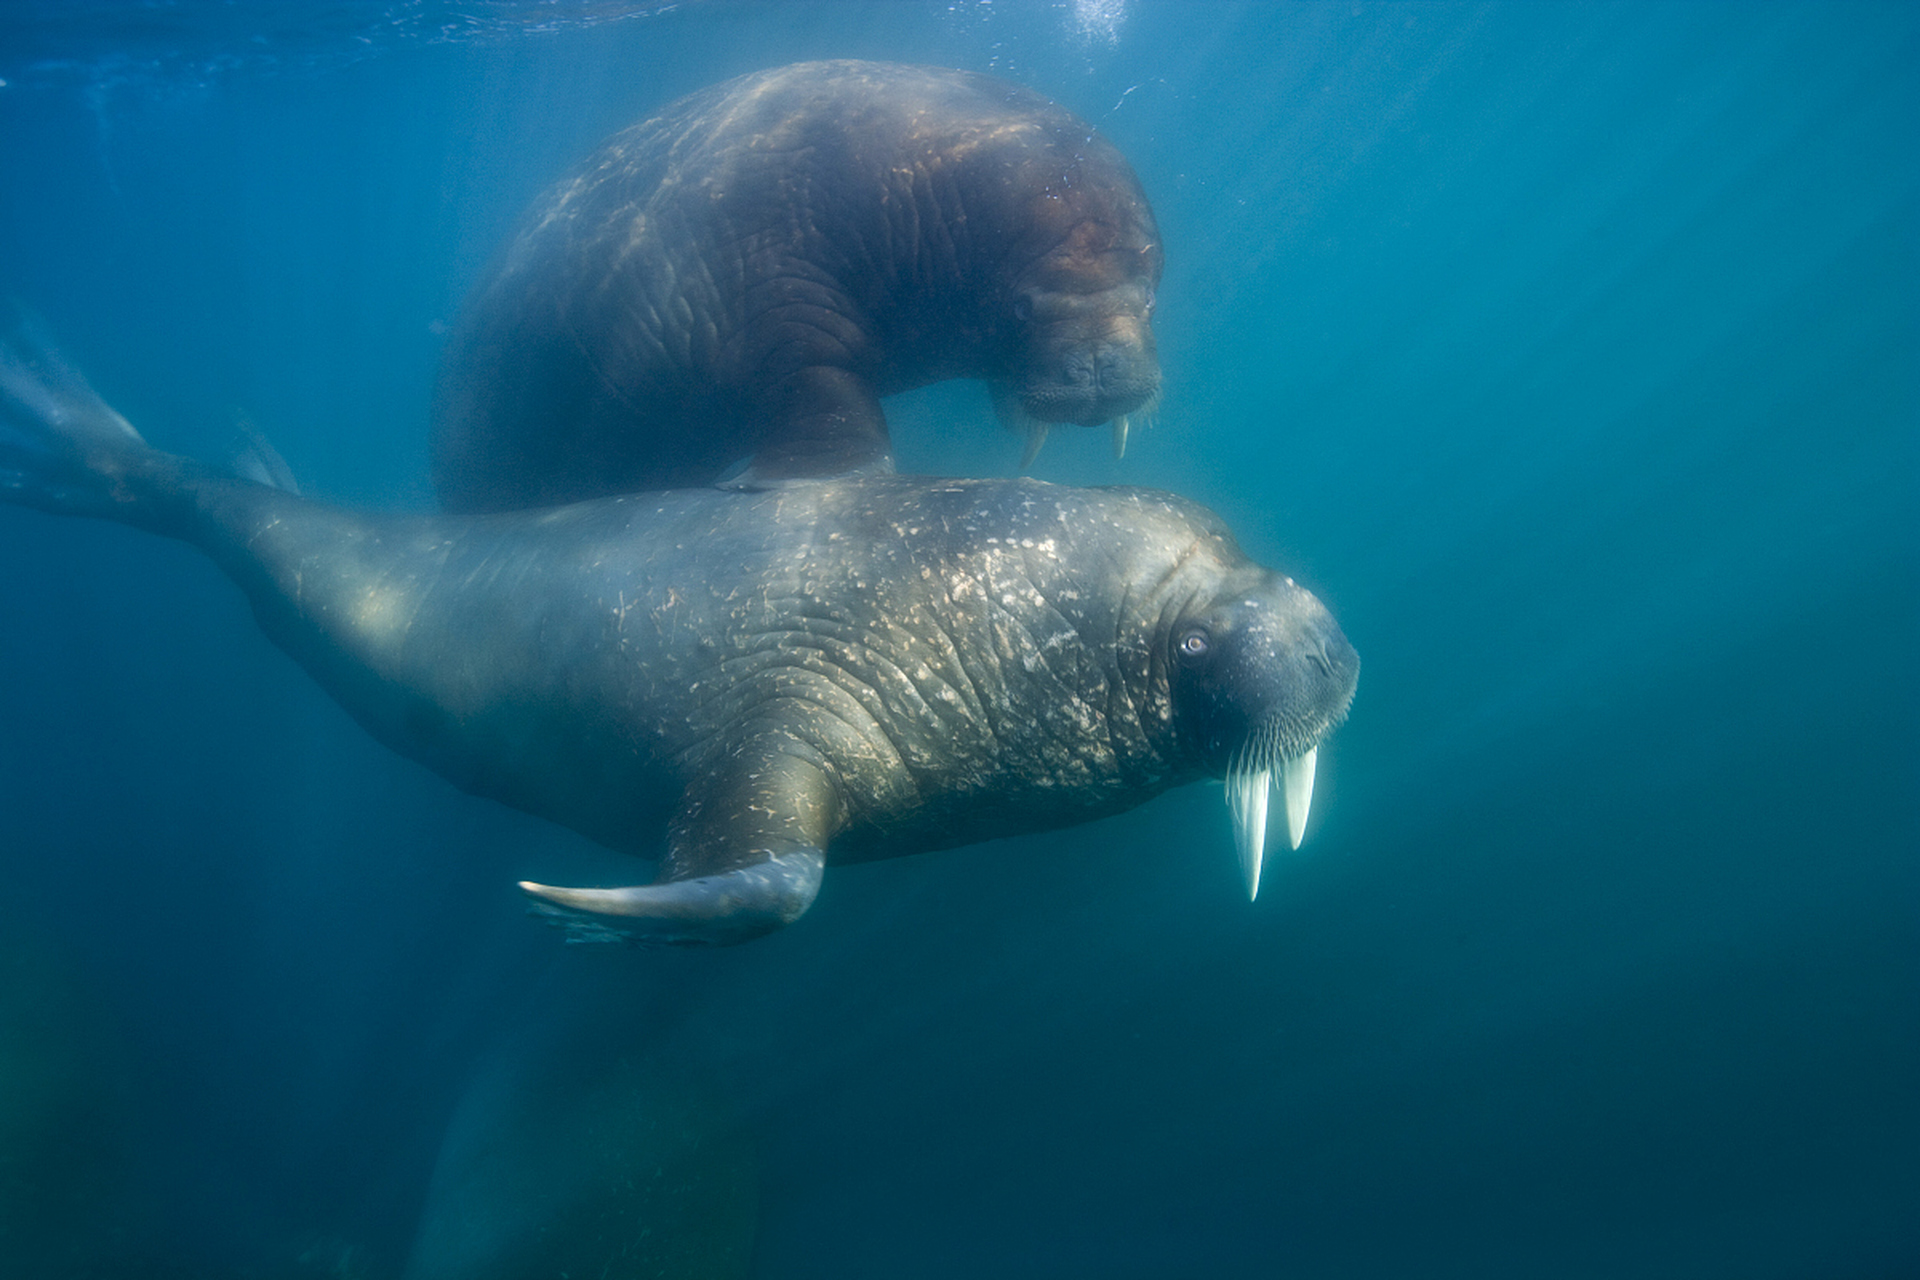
<box><xmin>1137</xmin><ymin>390</ymin><xmax>1161</xmax><ymax>432</ymax></box>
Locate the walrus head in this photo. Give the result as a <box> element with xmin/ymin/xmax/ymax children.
<box><xmin>1166</xmin><ymin>568</ymin><xmax>1360</xmax><ymax>899</ymax></box>
<box><xmin>993</xmin><ymin>184</ymin><xmax>1164</xmax><ymax>463</ymax></box>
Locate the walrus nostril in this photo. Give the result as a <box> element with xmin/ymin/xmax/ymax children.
<box><xmin>1094</xmin><ymin>345</ymin><xmax>1131</xmax><ymax>389</ymax></box>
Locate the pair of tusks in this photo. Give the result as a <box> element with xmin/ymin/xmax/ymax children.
<box><xmin>1225</xmin><ymin>746</ymin><xmax>1318</xmax><ymax>901</ymax></box>
<box><xmin>1020</xmin><ymin>414</ymin><xmax>1134</xmax><ymax>470</ymax></box>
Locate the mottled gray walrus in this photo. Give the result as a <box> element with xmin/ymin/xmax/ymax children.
<box><xmin>0</xmin><ymin>346</ymin><xmax>1352</xmax><ymax>947</ymax></box>
<box><xmin>433</xmin><ymin>59</ymin><xmax>1163</xmax><ymax>511</ymax></box>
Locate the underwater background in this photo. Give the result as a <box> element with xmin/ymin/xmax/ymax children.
<box><xmin>0</xmin><ymin>2</ymin><xmax>1913</xmax><ymax>1277</ymax></box>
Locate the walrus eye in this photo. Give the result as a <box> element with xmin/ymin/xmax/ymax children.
<box><xmin>1011</xmin><ymin>295</ymin><xmax>1034</xmax><ymax>323</ymax></box>
<box><xmin>1177</xmin><ymin>629</ymin><xmax>1210</xmax><ymax>663</ymax></box>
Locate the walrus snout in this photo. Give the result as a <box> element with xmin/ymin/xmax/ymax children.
<box><xmin>1058</xmin><ymin>340</ymin><xmax>1151</xmax><ymax>395</ymax></box>
<box><xmin>1170</xmin><ymin>578</ymin><xmax>1356</xmax><ymax>770</ymax></box>
<box><xmin>1166</xmin><ymin>573</ymin><xmax>1360</xmax><ymax>898</ymax></box>
<box><xmin>1016</xmin><ymin>317</ymin><xmax>1161</xmax><ymax>429</ymax></box>
<box><xmin>1073</xmin><ymin>340</ymin><xmax>1161</xmax><ymax>415</ymax></box>
<box><xmin>1010</xmin><ymin>274</ymin><xmax>1159</xmax><ymax>413</ymax></box>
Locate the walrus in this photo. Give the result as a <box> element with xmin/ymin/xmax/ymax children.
<box><xmin>0</xmin><ymin>343</ymin><xmax>1352</xmax><ymax>946</ymax></box>
<box><xmin>433</xmin><ymin>59</ymin><xmax>1164</xmax><ymax>512</ymax></box>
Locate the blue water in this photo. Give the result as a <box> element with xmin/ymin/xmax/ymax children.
<box><xmin>0</xmin><ymin>3</ymin><xmax>1914</xmax><ymax>1277</ymax></box>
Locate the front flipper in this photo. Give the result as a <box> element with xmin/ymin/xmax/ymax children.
<box><xmin>519</xmin><ymin>740</ymin><xmax>842</xmax><ymax>947</ymax></box>
<box><xmin>728</xmin><ymin>365</ymin><xmax>892</xmax><ymax>485</ymax></box>
<box><xmin>520</xmin><ymin>853</ymin><xmax>824</xmax><ymax>947</ymax></box>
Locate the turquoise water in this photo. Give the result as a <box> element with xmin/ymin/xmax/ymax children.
<box><xmin>0</xmin><ymin>3</ymin><xmax>1913</xmax><ymax>1276</ymax></box>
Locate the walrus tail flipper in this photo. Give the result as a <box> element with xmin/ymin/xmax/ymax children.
<box><xmin>520</xmin><ymin>852</ymin><xmax>826</xmax><ymax>947</ymax></box>
<box><xmin>0</xmin><ymin>315</ymin><xmax>153</xmax><ymax>521</ymax></box>
<box><xmin>229</xmin><ymin>410</ymin><xmax>300</xmax><ymax>494</ymax></box>
<box><xmin>0</xmin><ymin>317</ymin><xmax>237</xmax><ymax>539</ymax></box>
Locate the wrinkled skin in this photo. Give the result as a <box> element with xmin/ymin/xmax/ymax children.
<box><xmin>433</xmin><ymin>60</ymin><xmax>1164</xmax><ymax>512</ymax></box>
<box><xmin>1</xmin><ymin>357</ymin><xmax>1354</xmax><ymax>943</ymax></box>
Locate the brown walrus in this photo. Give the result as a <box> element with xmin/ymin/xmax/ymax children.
<box><xmin>432</xmin><ymin>59</ymin><xmax>1164</xmax><ymax>512</ymax></box>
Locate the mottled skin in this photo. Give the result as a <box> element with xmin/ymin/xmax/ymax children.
<box><xmin>1</xmin><ymin>371</ymin><xmax>1353</xmax><ymax>945</ymax></box>
<box><xmin>433</xmin><ymin>59</ymin><xmax>1164</xmax><ymax>512</ymax></box>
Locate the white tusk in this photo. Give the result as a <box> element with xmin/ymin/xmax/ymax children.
<box><xmin>1225</xmin><ymin>766</ymin><xmax>1271</xmax><ymax>900</ymax></box>
<box><xmin>1278</xmin><ymin>747</ymin><xmax>1318</xmax><ymax>850</ymax></box>
<box><xmin>1019</xmin><ymin>423</ymin><xmax>1049</xmax><ymax>470</ymax></box>
<box><xmin>1112</xmin><ymin>415</ymin><xmax>1129</xmax><ymax>458</ymax></box>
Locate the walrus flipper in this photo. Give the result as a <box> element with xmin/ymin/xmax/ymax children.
<box><xmin>520</xmin><ymin>743</ymin><xmax>840</xmax><ymax>947</ymax></box>
<box><xmin>712</xmin><ymin>367</ymin><xmax>897</xmax><ymax>491</ymax></box>
<box><xmin>520</xmin><ymin>853</ymin><xmax>825</xmax><ymax>947</ymax></box>
<box><xmin>744</xmin><ymin>365</ymin><xmax>893</xmax><ymax>483</ymax></box>
<box><xmin>0</xmin><ymin>319</ymin><xmax>147</xmax><ymax>517</ymax></box>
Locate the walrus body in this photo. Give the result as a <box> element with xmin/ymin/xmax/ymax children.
<box><xmin>433</xmin><ymin>59</ymin><xmax>1164</xmax><ymax>511</ymax></box>
<box><xmin>1</xmin><ymin>348</ymin><xmax>1352</xmax><ymax>946</ymax></box>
